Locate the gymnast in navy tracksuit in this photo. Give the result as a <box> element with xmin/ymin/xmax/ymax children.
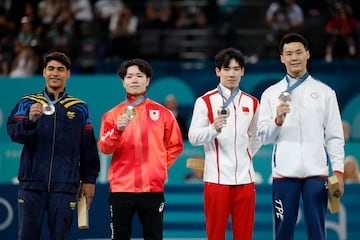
<box><xmin>7</xmin><ymin>52</ymin><xmax>100</xmax><ymax>240</ymax></box>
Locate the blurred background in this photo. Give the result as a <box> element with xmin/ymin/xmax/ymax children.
<box><xmin>1</xmin><ymin>0</ymin><xmax>360</xmax><ymax>239</ymax></box>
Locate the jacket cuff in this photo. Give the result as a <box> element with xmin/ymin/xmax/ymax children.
<box><xmin>24</xmin><ymin>118</ymin><xmax>37</xmax><ymax>129</ymax></box>
<box><xmin>81</xmin><ymin>176</ymin><xmax>97</xmax><ymax>184</ymax></box>
<box><xmin>274</xmin><ymin>118</ymin><xmax>283</xmax><ymax>126</ymax></box>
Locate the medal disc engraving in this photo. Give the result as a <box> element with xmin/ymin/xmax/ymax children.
<box><xmin>279</xmin><ymin>92</ymin><xmax>292</xmax><ymax>103</ymax></box>
<box><xmin>124</xmin><ymin>106</ymin><xmax>136</xmax><ymax>119</ymax></box>
<box><xmin>217</xmin><ymin>106</ymin><xmax>230</xmax><ymax>118</ymax></box>
<box><xmin>43</xmin><ymin>103</ymin><xmax>55</xmax><ymax>115</ymax></box>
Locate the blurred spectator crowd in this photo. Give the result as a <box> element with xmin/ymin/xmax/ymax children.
<box><xmin>0</xmin><ymin>0</ymin><xmax>359</xmax><ymax>76</ymax></box>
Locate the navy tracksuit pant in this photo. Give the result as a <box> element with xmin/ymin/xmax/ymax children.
<box><xmin>272</xmin><ymin>177</ymin><xmax>328</xmax><ymax>240</ymax></box>
<box><xmin>18</xmin><ymin>189</ymin><xmax>77</xmax><ymax>240</ymax></box>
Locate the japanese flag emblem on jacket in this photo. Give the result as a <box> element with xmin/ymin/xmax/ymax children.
<box><xmin>149</xmin><ymin>110</ymin><xmax>160</xmax><ymax>121</ymax></box>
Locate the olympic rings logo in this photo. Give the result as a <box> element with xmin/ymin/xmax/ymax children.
<box><xmin>0</xmin><ymin>197</ymin><xmax>13</xmax><ymax>231</ymax></box>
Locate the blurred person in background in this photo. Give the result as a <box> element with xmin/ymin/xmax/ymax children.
<box><xmin>9</xmin><ymin>16</ymin><xmax>41</xmax><ymax>77</ymax></box>
<box><xmin>164</xmin><ymin>94</ymin><xmax>188</xmax><ymax>140</ymax></box>
<box><xmin>324</xmin><ymin>1</ymin><xmax>358</xmax><ymax>62</ymax></box>
<box><xmin>16</xmin><ymin>16</ymin><xmax>37</xmax><ymax>47</ymax></box>
<box><xmin>344</xmin><ymin>155</ymin><xmax>360</xmax><ymax>183</ymax></box>
<box><xmin>144</xmin><ymin>0</ymin><xmax>173</xmax><ymax>29</ymax></box>
<box><xmin>9</xmin><ymin>41</ymin><xmax>39</xmax><ymax>77</ymax></box>
<box><xmin>106</xmin><ymin>4</ymin><xmax>138</xmax><ymax>60</ymax></box>
<box><xmin>70</xmin><ymin>0</ymin><xmax>94</xmax><ymax>38</ymax></box>
<box><xmin>94</xmin><ymin>0</ymin><xmax>124</xmax><ymax>57</ymax></box>
<box><xmin>173</xmin><ymin>2</ymin><xmax>208</xmax><ymax>29</ymax></box>
<box><xmin>38</xmin><ymin>0</ymin><xmax>62</xmax><ymax>33</ymax></box>
<box><xmin>217</xmin><ymin>0</ymin><xmax>241</xmax><ymax>29</ymax></box>
<box><xmin>0</xmin><ymin>6</ymin><xmax>16</xmax><ymax>75</ymax></box>
<box><xmin>264</xmin><ymin>0</ymin><xmax>304</xmax><ymax>58</ymax></box>
<box><xmin>45</xmin><ymin>2</ymin><xmax>75</xmax><ymax>54</ymax></box>
<box><xmin>23</xmin><ymin>1</ymin><xmax>43</xmax><ymax>40</ymax></box>
<box><xmin>342</xmin><ymin>120</ymin><xmax>351</xmax><ymax>142</ymax></box>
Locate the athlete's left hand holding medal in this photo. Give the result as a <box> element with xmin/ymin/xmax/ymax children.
<box><xmin>29</xmin><ymin>102</ymin><xmax>45</xmax><ymax>122</ymax></box>
<box><xmin>116</xmin><ymin>106</ymin><xmax>135</xmax><ymax>131</ymax></box>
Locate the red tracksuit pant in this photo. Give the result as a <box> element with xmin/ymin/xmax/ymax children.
<box><xmin>204</xmin><ymin>182</ymin><xmax>256</xmax><ymax>240</ymax></box>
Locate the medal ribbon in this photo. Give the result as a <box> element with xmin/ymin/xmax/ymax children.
<box><xmin>126</xmin><ymin>95</ymin><xmax>147</xmax><ymax>107</ymax></box>
<box><xmin>285</xmin><ymin>72</ymin><xmax>309</xmax><ymax>93</ymax></box>
<box><xmin>44</xmin><ymin>91</ymin><xmax>65</xmax><ymax>106</ymax></box>
<box><xmin>217</xmin><ymin>85</ymin><xmax>239</xmax><ymax>108</ymax></box>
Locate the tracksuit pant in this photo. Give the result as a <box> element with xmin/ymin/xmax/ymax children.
<box><xmin>272</xmin><ymin>177</ymin><xmax>328</xmax><ymax>240</ymax></box>
<box><xmin>109</xmin><ymin>192</ymin><xmax>165</xmax><ymax>240</ymax></box>
<box><xmin>17</xmin><ymin>189</ymin><xmax>76</xmax><ymax>240</ymax></box>
<box><xmin>204</xmin><ymin>182</ymin><xmax>256</xmax><ymax>240</ymax></box>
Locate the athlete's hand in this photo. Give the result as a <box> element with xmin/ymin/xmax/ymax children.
<box><xmin>116</xmin><ymin>114</ymin><xmax>131</xmax><ymax>131</ymax></box>
<box><xmin>78</xmin><ymin>183</ymin><xmax>95</xmax><ymax>209</ymax></box>
<box><xmin>275</xmin><ymin>102</ymin><xmax>290</xmax><ymax>125</ymax></box>
<box><xmin>29</xmin><ymin>103</ymin><xmax>43</xmax><ymax>122</ymax></box>
<box><xmin>213</xmin><ymin>115</ymin><xmax>228</xmax><ymax>133</ymax></box>
<box><xmin>333</xmin><ymin>172</ymin><xmax>344</xmax><ymax>198</ymax></box>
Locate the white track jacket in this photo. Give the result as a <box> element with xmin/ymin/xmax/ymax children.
<box><xmin>188</xmin><ymin>84</ymin><xmax>261</xmax><ymax>185</ymax></box>
<box><xmin>257</xmin><ymin>75</ymin><xmax>344</xmax><ymax>178</ymax></box>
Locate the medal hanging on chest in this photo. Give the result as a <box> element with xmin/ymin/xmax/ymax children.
<box><xmin>42</xmin><ymin>91</ymin><xmax>65</xmax><ymax>115</ymax></box>
<box><xmin>217</xmin><ymin>106</ymin><xmax>230</xmax><ymax>117</ymax></box>
<box><xmin>279</xmin><ymin>73</ymin><xmax>309</xmax><ymax>103</ymax></box>
<box><xmin>217</xmin><ymin>85</ymin><xmax>239</xmax><ymax>117</ymax></box>
<box><xmin>216</xmin><ymin>85</ymin><xmax>239</xmax><ymax>127</ymax></box>
<box><xmin>278</xmin><ymin>91</ymin><xmax>292</xmax><ymax>103</ymax></box>
<box><xmin>43</xmin><ymin>103</ymin><xmax>56</xmax><ymax>115</ymax></box>
<box><xmin>124</xmin><ymin>105</ymin><xmax>136</xmax><ymax>119</ymax></box>
<box><xmin>124</xmin><ymin>95</ymin><xmax>147</xmax><ymax>118</ymax></box>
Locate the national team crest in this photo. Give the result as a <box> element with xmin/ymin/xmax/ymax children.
<box><xmin>149</xmin><ymin>110</ymin><xmax>160</xmax><ymax>121</ymax></box>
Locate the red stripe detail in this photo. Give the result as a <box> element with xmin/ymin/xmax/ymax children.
<box><xmin>202</xmin><ymin>90</ymin><xmax>221</xmax><ymax>182</ymax></box>
<box><xmin>83</xmin><ymin>123</ymin><xmax>93</xmax><ymax>131</ymax></box>
<box><xmin>201</xmin><ymin>90</ymin><xmax>219</xmax><ymax>124</ymax></box>
<box><xmin>14</xmin><ymin>115</ymin><xmax>26</xmax><ymax>120</ymax></box>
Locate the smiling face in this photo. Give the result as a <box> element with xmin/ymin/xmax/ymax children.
<box><xmin>43</xmin><ymin>60</ymin><xmax>70</xmax><ymax>93</ymax></box>
<box><xmin>122</xmin><ymin>65</ymin><xmax>150</xmax><ymax>98</ymax></box>
<box><xmin>280</xmin><ymin>42</ymin><xmax>310</xmax><ymax>78</ymax></box>
<box><xmin>215</xmin><ymin>58</ymin><xmax>244</xmax><ymax>92</ymax></box>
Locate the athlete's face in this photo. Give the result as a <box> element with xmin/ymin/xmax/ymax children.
<box><xmin>216</xmin><ymin>58</ymin><xmax>244</xmax><ymax>92</ymax></box>
<box><xmin>122</xmin><ymin>65</ymin><xmax>150</xmax><ymax>97</ymax></box>
<box><xmin>43</xmin><ymin>60</ymin><xmax>70</xmax><ymax>91</ymax></box>
<box><xmin>280</xmin><ymin>42</ymin><xmax>310</xmax><ymax>78</ymax></box>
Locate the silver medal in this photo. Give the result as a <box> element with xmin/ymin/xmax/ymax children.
<box><xmin>279</xmin><ymin>92</ymin><xmax>292</xmax><ymax>103</ymax></box>
<box><xmin>217</xmin><ymin>106</ymin><xmax>230</xmax><ymax>117</ymax></box>
<box><xmin>43</xmin><ymin>103</ymin><xmax>55</xmax><ymax>115</ymax></box>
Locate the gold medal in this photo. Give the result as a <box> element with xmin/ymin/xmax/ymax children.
<box><xmin>124</xmin><ymin>106</ymin><xmax>136</xmax><ymax>119</ymax></box>
<box><xmin>43</xmin><ymin>103</ymin><xmax>55</xmax><ymax>115</ymax></box>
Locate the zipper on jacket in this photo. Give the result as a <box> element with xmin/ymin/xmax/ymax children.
<box><xmin>233</xmin><ymin>103</ymin><xmax>238</xmax><ymax>184</ymax></box>
<box><xmin>297</xmin><ymin>94</ymin><xmax>305</xmax><ymax>177</ymax></box>
<box><xmin>137</xmin><ymin>109</ymin><xmax>144</xmax><ymax>192</ymax></box>
<box><xmin>47</xmin><ymin>110</ymin><xmax>57</xmax><ymax>192</ymax></box>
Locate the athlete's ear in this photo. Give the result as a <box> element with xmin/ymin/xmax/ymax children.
<box><xmin>215</xmin><ymin>67</ymin><xmax>221</xmax><ymax>77</ymax></box>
